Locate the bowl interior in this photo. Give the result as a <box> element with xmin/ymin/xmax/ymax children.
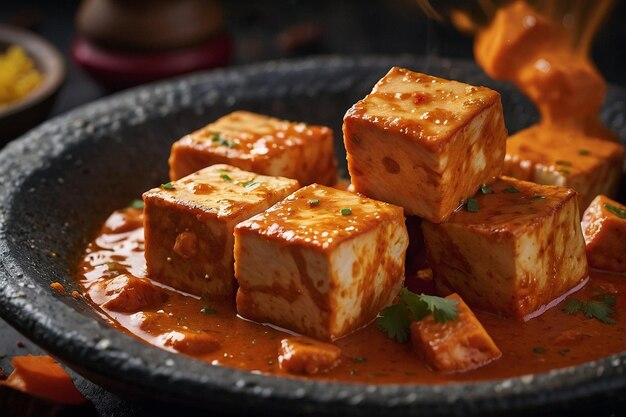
<box><xmin>0</xmin><ymin>56</ymin><xmax>625</xmax><ymax>416</ymax></box>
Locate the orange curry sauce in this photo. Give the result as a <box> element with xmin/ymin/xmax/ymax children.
<box><xmin>77</xmin><ymin>208</ymin><xmax>626</xmax><ymax>384</ymax></box>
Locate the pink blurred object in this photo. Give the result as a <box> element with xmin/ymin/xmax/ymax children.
<box><xmin>72</xmin><ymin>33</ymin><xmax>232</xmax><ymax>90</ymax></box>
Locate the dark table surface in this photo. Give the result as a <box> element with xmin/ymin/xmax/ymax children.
<box><xmin>1</xmin><ymin>1</ymin><xmax>626</xmax><ymax>416</ymax></box>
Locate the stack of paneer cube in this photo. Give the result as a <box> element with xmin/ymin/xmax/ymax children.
<box><xmin>144</xmin><ymin>111</ymin><xmax>409</xmax><ymax>344</ymax></box>
<box><xmin>141</xmin><ymin>65</ymin><xmax>593</xmax><ymax>374</ymax></box>
<box><xmin>343</xmin><ymin>66</ymin><xmax>589</xmax><ymax>371</ymax></box>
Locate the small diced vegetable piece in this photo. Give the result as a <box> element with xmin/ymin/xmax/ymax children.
<box><xmin>582</xmin><ymin>195</ymin><xmax>626</xmax><ymax>272</ymax></box>
<box><xmin>235</xmin><ymin>184</ymin><xmax>408</xmax><ymax>341</ymax></box>
<box><xmin>343</xmin><ymin>66</ymin><xmax>507</xmax><ymax>223</ymax></box>
<box><xmin>423</xmin><ymin>177</ymin><xmax>588</xmax><ymax>319</ymax></box>
<box><xmin>410</xmin><ymin>294</ymin><xmax>501</xmax><ymax>373</ymax></box>
<box><xmin>143</xmin><ymin>164</ymin><xmax>299</xmax><ymax>298</ymax></box>
<box><xmin>169</xmin><ymin>110</ymin><xmax>337</xmax><ymax>186</ymax></box>
<box><xmin>505</xmin><ymin>125</ymin><xmax>624</xmax><ymax>209</ymax></box>
<box><xmin>278</xmin><ymin>336</ymin><xmax>341</xmax><ymax>375</ymax></box>
<box><xmin>98</xmin><ymin>274</ymin><xmax>167</xmax><ymax>312</ymax></box>
<box><xmin>0</xmin><ymin>355</ymin><xmax>86</xmax><ymax>405</ymax></box>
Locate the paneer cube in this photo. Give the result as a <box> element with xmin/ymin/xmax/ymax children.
<box><xmin>582</xmin><ymin>195</ymin><xmax>626</xmax><ymax>272</ymax></box>
<box><xmin>343</xmin><ymin>67</ymin><xmax>507</xmax><ymax>223</ymax></box>
<box><xmin>143</xmin><ymin>164</ymin><xmax>299</xmax><ymax>298</ymax></box>
<box><xmin>169</xmin><ymin>111</ymin><xmax>337</xmax><ymax>185</ymax></box>
<box><xmin>278</xmin><ymin>336</ymin><xmax>342</xmax><ymax>375</ymax></box>
<box><xmin>474</xmin><ymin>1</ymin><xmax>565</xmax><ymax>81</ymax></box>
<box><xmin>234</xmin><ymin>184</ymin><xmax>408</xmax><ymax>341</ymax></box>
<box><xmin>422</xmin><ymin>177</ymin><xmax>588</xmax><ymax>320</ymax></box>
<box><xmin>411</xmin><ymin>293</ymin><xmax>501</xmax><ymax>372</ymax></box>
<box><xmin>505</xmin><ymin>125</ymin><xmax>624</xmax><ymax>209</ymax></box>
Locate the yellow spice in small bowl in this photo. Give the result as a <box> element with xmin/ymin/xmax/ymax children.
<box><xmin>0</xmin><ymin>45</ymin><xmax>44</xmax><ymax>108</ymax></box>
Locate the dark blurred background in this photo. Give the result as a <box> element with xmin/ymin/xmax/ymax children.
<box><xmin>1</xmin><ymin>0</ymin><xmax>626</xmax><ymax>119</ymax></box>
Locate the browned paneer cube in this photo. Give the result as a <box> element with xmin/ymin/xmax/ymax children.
<box><xmin>169</xmin><ymin>111</ymin><xmax>337</xmax><ymax>185</ymax></box>
<box><xmin>343</xmin><ymin>67</ymin><xmax>507</xmax><ymax>223</ymax></box>
<box><xmin>411</xmin><ymin>293</ymin><xmax>501</xmax><ymax>373</ymax></box>
<box><xmin>422</xmin><ymin>177</ymin><xmax>588</xmax><ymax>320</ymax></box>
<box><xmin>505</xmin><ymin>125</ymin><xmax>624</xmax><ymax>209</ymax></box>
<box><xmin>278</xmin><ymin>336</ymin><xmax>342</xmax><ymax>375</ymax></box>
<box><xmin>235</xmin><ymin>184</ymin><xmax>408</xmax><ymax>341</ymax></box>
<box><xmin>582</xmin><ymin>195</ymin><xmax>626</xmax><ymax>273</ymax></box>
<box><xmin>143</xmin><ymin>164</ymin><xmax>299</xmax><ymax>299</ymax></box>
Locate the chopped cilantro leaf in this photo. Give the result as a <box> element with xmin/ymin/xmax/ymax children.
<box><xmin>201</xmin><ymin>305</ymin><xmax>216</xmax><ymax>315</ymax></box>
<box><xmin>211</xmin><ymin>134</ymin><xmax>220</xmax><ymax>142</ymax></box>
<box><xmin>220</xmin><ymin>174</ymin><xmax>232</xmax><ymax>182</ymax></box>
<box><xmin>558</xmin><ymin>349</ymin><xmax>570</xmax><ymax>356</ymax></box>
<box><xmin>532</xmin><ymin>347</ymin><xmax>546</xmax><ymax>354</ymax></box>
<box><xmin>605</xmin><ymin>203</ymin><xmax>626</xmax><ymax>219</ymax></box>
<box><xmin>503</xmin><ymin>187</ymin><xmax>519</xmax><ymax>193</ymax></box>
<box><xmin>241</xmin><ymin>179</ymin><xmax>260</xmax><ymax>189</ymax></box>
<box><xmin>129</xmin><ymin>199</ymin><xmax>144</xmax><ymax>209</ymax></box>
<box><xmin>531</xmin><ymin>195</ymin><xmax>546</xmax><ymax>200</ymax></box>
<box><xmin>418</xmin><ymin>293</ymin><xmax>459</xmax><ymax>324</ymax></box>
<box><xmin>558</xmin><ymin>168</ymin><xmax>571</xmax><ymax>175</ymax></box>
<box><xmin>466</xmin><ymin>198</ymin><xmax>479</xmax><ymax>213</ymax></box>
<box><xmin>352</xmin><ymin>357</ymin><xmax>368</xmax><ymax>363</ymax></box>
<box><xmin>377</xmin><ymin>303</ymin><xmax>410</xmax><ymax>343</ymax></box>
<box><xmin>308</xmin><ymin>199</ymin><xmax>320</xmax><ymax>207</ymax></box>
<box><xmin>562</xmin><ymin>295</ymin><xmax>615</xmax><ymax>324</ymax></box>
<box><xmin>341</xmin><ymin>208</ymin><xmax>352</xmax><ymax>216</ymax></box>
<box><xmin>562</xmin><ymin>299</ymin><xmax>583</xmax><ymax>315</ymax></box>
<box><xmin>578</xmin><ymin>149</ymin><xmax>591</xmax><ymax>156</ymax></box>
<box><xmin>480</xmin><ymin>184</ymin><xmax>493</xmax><ymax>194</ymax></box>
<box><xmin>378</xmin><ymin>289</ymin><xmax>459</xmax><ymax>343</ymax></box>
<box><xmin>555</xmin><ymin>160</ymin><xmax>573</xmax><ymax>167</ymax></box>
<box><xmin>161</xmin><ymin>182</ymin><xmax>174</xmax><ymax>190</ymax></box>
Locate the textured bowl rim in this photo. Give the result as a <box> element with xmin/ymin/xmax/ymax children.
<box><xmin>0</xmin><ymin>24</ymin><xmax>66</xmax><ymax>119</ymax></box>
<box><xmin>0</xmin><ymin>55</ymin><xmax>625</xmax><ymax>416</ymax></box>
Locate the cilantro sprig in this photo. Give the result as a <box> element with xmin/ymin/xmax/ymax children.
<box><xmin>605</xmin><ymin>203</ymin><xmax>626</xmax><ymax>219</ymax></box>
<box><xmin>377</xmin><ymin>288</ymin><xmax>459</xmax><ymax>343</ymax></box>
<box><xmin>562</xmin><ymin>294</ymin><xmax>616</xmax><ymax>324</ymax></box>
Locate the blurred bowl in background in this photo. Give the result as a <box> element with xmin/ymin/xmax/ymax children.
<box><xmin>71</xmin><ymin>33</ymin><xmax>232</xmax><ymax>90</ymax></box>
<box><xmin>0</xmin><ymin>25</ymin><xmax>65</xmax><ymax>145</ymax></box>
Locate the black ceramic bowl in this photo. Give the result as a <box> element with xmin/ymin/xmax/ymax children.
<box><xmin>0</xmin><ymin>56</ymin><xmax>625</xmax><ymax>417</ymax></box>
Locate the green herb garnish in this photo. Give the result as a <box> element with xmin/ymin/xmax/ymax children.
<box><xmin>480</xmin><ymin>184</ymin><xmax>493</xmax><ymax>194</ymax></box>
<box><xmin>578</xmin><ymin>149</ymin><xmax>591</xmax><ymax>156</ymax></box>
<box><xmin>558</xmin><ymin>168</ymin><xmax>571</xmax><ymax>175</ymax></box>
<box><xmin>605</xmin><ymin>203</ymin><xmax>626</xmax><ymax>219</ymax></box>
<box><xmin>211</xmin><ymin>133</ymin><xmax>220</xmax><ymax>142</ymax></box>
<box><xmin>129</xmin><ymin>199</ymin><xmax>144</xmax><ymax>209</ymax></box>
<box><xmin>161</xmin><ymin>182</ymin><xmax>175</xmax><ymax>190</ymax></box>
<box><xmin>466</xmin><ymin>198</ymin><xmax>479</xmax><ymax>212</ymax></box>
<box><xmin>341</xmin><ymin>208</ymin><xmax>352</xmax><ymax>216</ymax></box>
<box><xmin>201</xmin><ymin>305</ymin><xmax>216</xmax><ymax>315</ymax></box>
<box><xmin>220</xmin><ymin>174</ymin><xmax>232</xmax><ymax>182</ymax></box>
<box><xmin>377</xmin><ymin>303</ymin><xmax>411</xmax><ymax>343</ymax></box>
<box><xmin>555</xmin><ymin>160</ymin><xmax>573</xmax><ymax>167</ymax></box>
<box><xmin>503</xmin><ymin>187</ymin><xmax>519</xmax><ymax>193</ymax></box>
<box><xmin>531</xmin><ymin>195</ymin><xmax>546</xmax><ymax>200</ymax></box>
<box><xmin>308</xmin><ymin>199</ymin><xmax>320</xmax><ymax>207</ymax></box>
<box><xmin>562</xmin><ymin>294</ymin><xmax>616</xmax><ymax>324</ymax></box>
<box><xmin>241</xmin><ymin>179</ymin><xmax>260</xmax><ymax>189</ymax></box>
<box><xmin>377</xmin><ymin>288</ymin><xmax>459</xmax><ymax>343</ymax></box>
<box><xmin>352</xmin><ymin>357</ymin><xmax>368</xmax><ymax>364</ymax></box>
<box><xmin>532</xmin><ymin>347</ymin><xmax>546</xmax><ymax>354</ymax></box>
